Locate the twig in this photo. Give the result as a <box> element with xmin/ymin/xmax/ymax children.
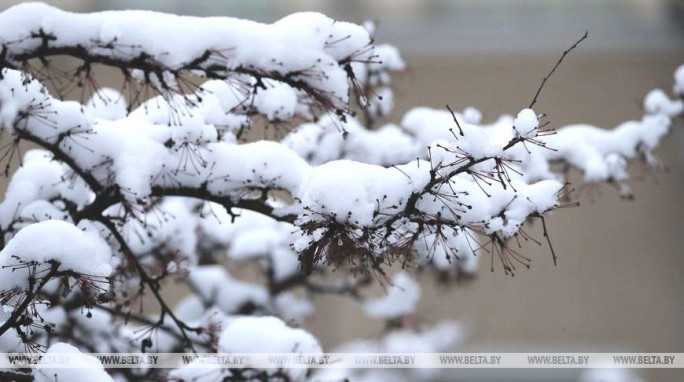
<box><xmin>529</xmin><ymin>31</ymin><xmax>588</xmax><ymax>109</ymax></box>
<box><xmin>445</xmin><ymin>104</ymin><xmax>464</xmax><ymax>136</ymax></box>
<box><xmin>97</xmin><ymin>217</ymin><xmax>203</xmax><ymax>352</ymax></box>
<box><xmin>0</xmin><ymin>263</ymin><xmax>60</xmax><ymax>337</ymax></box>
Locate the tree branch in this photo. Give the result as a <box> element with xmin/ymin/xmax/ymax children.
<box><xmin>529</xmin><ymin>31</ymin><xmax>588</xmax><ymax>109</ymax></box>
<box><xmin>96</xmin><ymin>217</ymin><xmax>203</xmax><ymax>352</ymax></box>
<box><xmin>0</xmin><ymin>262</ymin><xmax>60</xmax><ymax>337</ymax></box>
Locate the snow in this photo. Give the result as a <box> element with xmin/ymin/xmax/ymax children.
<box><xmin>420</xmin><ymin>228</ymin><xmax>479</xmax><ymax>274</ymax></box>
<box><xmin>33</xmin><ymin>342</ymin><xmax>114</xmax><ymax>382</ymax></box>
<box><xmin>0</xmin><ymin>220</ymin><xmax>112</xmax><ymax>293</ymax></box>
<box><xmin>116</xmin><ymin>198</ymin><xmax>199</xmax><ymax>267</ymax></box>
<box><xmin>674</xmin><ymin>64</ymin><xmax>684</xmax><ymax>97</ymax></box>
<box><xmin>188</xmin><ymin>265</ymin><xmax>268</xmax><ymax>314</ymax></box>
<box><xmin>284</xmin><ymin>115</ymin><xmax>421</xmax><ymax>166</ymax></box>
<box><xmin>3</xmin><ymin>35</ymin><xmax>669</xmax><ymax>250</ymax></box>
<box><xmin>198</xmin><ymin>205</ymin><xmax>302</xmax><ymax>282</ymax></box>
<box><xmin>513</xmin><ymin>108</ymin><xmax>539</xmax><ymax>138</ymax></box>
<box><xmin>315</xmin><ymin>320</ymin><xmax>466</xmax><ymax>382</ymax></box>
<box><xmin>274</xmin><ymin>293</ymin><xmax>314</xmax><ymax>322</ymax></box>
<box><xmin>86</xmin><ymin>88</ymin><xmax>128</xmax><ymax>121</ymax></box>
<box><xmin>295</xmin><ymin>159</ymin><xmax>428</xmax><ymax>226</ymax></box>
<box><xmin>0</xmin><ymin>3</ymin><xmax>681</xmax><ymax>370</ymax></box>
<box><xmin>0</xmin><ymin>318</ymin><xmax>22</xmax><ymax>352</ymax></box>
<box><xmin>363</xmin><ymin>271</ymin><xmax>421</xmax><ymax>319</ymax></box>
<box><xmin>462</xmin><ymin>106</ymin><xmax>483</xmax><ymax>125</ymax></box>
<box><xmin>0</xmin><ymin>21</ymin><xmax>676</xmax><ymax>289</ymax></box>
<box><xmin>0</xmin><ymin>3</ymin><xmax>373</xmax><ymax>112</ymax></box>
<box><xmin>217</xmin><ymin>315</ymin><xmax>322</xmax><ymax>380</ymax></box>
<box><xmin>219</xmin><ymin>315</ymin><xmax>320</xmax><ymax>352</ymax></box>
<box><xmin>0</xmin><ymin>150</ymin><xmax>92</xmax><ymax>230</ymax></box>
<box><xmin>253</xmin><ymin>80</ymin><xmax>300</xmax><ymax>121</ymax></box>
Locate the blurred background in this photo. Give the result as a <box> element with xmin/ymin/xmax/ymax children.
<box><xmin>0</xmin><ymin>0</ymin><xmax>683</xmax><ymax>381</ymax></box>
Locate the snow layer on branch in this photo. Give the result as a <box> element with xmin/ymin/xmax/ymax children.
<box><xmin>350</xmin><ymin>44</ymin><xmax>405</xmax><ymax>86</ymax></box>
<box><xmin>315</xmin><ymin>321</ymin><xmax>466</xmax><ymax>382</ymax></box>
<box><xmin>284</xmin><ymin>115</ymin><xmax>420</xmax><ymax>166</ymax></box>
<box><xmin>189</xmin><ymin>78</ymin><xmax>313</xmax><ymax>137</ymax></box>
<box><xmin>0</xmin><ymin>220</ymin><xmax>112</xmax><ymax>293</ymax></box>
<box><xmin>33</xmin><ymin>342</ymin><xmax>114</xmax><ymax>382</ymax></box>
<box><xmin>86</xmin><ymin>88</ymin><xmax>128</xmax><ymax>121</ymax></box>
<box><xmin>400</xmin><ymin>94</ymin><xmax>678</xmax><ymax>196</ymax></box>
<box><xmin>287</xmin><ymin>64</ymin><xmax>680</xmax><ymax>204</ymax></box>
<box><xmin>0</xmin><ymin>4</ymin><xmax>374</xmax><ymax>111</ymax></box>
<box><xmin>0</xmin><ymin>66</ymin><xmax>562</xmax><ymax>244</ymax></box>
<box><xmin>0</xmin><ymin>69</ymin><xmax>92</xmax><ymax>138</ymax></box>
<box><xmin>401</xmin><ymin>106</ymin><xmax>512</xmax><ymax>155</ymax></box>
<box><xmin>644</xmin><ymin>89</ymin><xmax>683</xmax><ymax>117</ymax></box>
<box><xmin>0</xmin><ymin>68</ymin><xmax>312</xmax><ymax>201</ymax></box>
<box><xmin>114</xmin><ymin>198</ymin><xmax>199</xmax><ymax>269</ymax></box>
<box><xmin>363</xmin><ymin>271</ymin><xmax>420</xmax><ymax>319</ymax></box>
<box><xmin>0</xmin><ymin>314</ymin><xmax>22</xmax><ymax>351</ymax></box>
<box><xmin>188</xmin><ymin>265</ymin><xmax>268</xmax><ymax>314</ymax></box>
<box><xmin>253</xmin><ymin>79</ymin><xmax>301</xmax><ymax>121</ymax></box>
<box><xmin>206</xmin><ymin>209</ymin><xmax>286</xmax><ymax>257</ymax></box>
<box><xmin>541</xmin><ymin>114</ymin><xmax>671</xmax><ymax>182</ymax></box>
<box><xmin>416</xmin><ymin>149</ymin><xmax>563</xmax><ymax>233</ymax></box>
<box><xmin>218</xmin><ymin>315</ymin><xmax>321</xmax><ymax>353</ymax></box>
<box><xmin>295</xmin><ymin>159</ymin><xmax>428</xmax><ymax>226</ymax></box>
<box><xmin>217</xmin><ymin>315</ymin><xmax>322</xmax><ymax>380</ymax></box>
<box><xmin>0</xmin><ymin>150</ymin><xmax>92</xmax><ymax>230</ymax></box>
<box><xmin>201</xmin><ymin>207</ymin><xmax>301</xmax><ymax>282</ymax></box>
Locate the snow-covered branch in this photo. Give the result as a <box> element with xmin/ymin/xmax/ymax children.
<box><xmin>0</xmin><ymin>3</ymin><xmax>681</xmax><ymax>382</ymax></box>
<box><xmin>0</xmin><ymin>3</ymin><xmax>381</xmax><ymax>118</ymax></box>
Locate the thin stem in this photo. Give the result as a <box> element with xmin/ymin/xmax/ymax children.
<box><xmin>529</xmin><ymin>31</ymin><xmax>588</xmax><ymax>109</ymax></box>
<box><xmin>97</xmin><ymin>217</ymin><xmax>202</xmax><ymax>352</ymax></box>
<box><xmin>0</xmin><ymin>263</ymin><xmax>60</xmax><ymax>337</ymax></box>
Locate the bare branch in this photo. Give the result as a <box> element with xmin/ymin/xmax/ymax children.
<box><xmin>529</xmin><ymin>31</ymin><xmax>588</xmax><ymax>109</ymax></box>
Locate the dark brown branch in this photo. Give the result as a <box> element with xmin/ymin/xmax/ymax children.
<box><xmin>93</xmin><ymin>305</ymin><xmax>211</xmax><ymax>349</ymax></box>
<box><xmin>445</xmin><ymin>104</ymin><xmax>464</xmax><ymax>136</ymax></box>
<box><xmin>529</xmin><ymin>31</ymin><xmax>588</xmax><ymax>109</ymax></box>
<box><xmin>152</xmin><ymin>187</ymin><xmax>296</xmax><ymax>223</ymax></box>
<box><xmin>268</xmin><ymin>272</ymin><xmax>365</xmax><ymax>300</ymax></box>
<box><xmin>15</xmin><ymin>129</ymin><xmax>102</xmax><ymax>193</ymax></box>
<box><xmin>404</xmin><ymin>135</ymin><xmax>526</xmax><ymax>215</ymax></box>
<box><xmin>96</xmin><ymin>217</ymin><xmax>203</xmax><ymax>351</ymax></box>
<box><xmin>0</xmin><ymin>262</ymin><xmax>60</xmax><ymax>337</ymax></box>
<box><xmin>74</xmin><ymin>185</ymin><xmax>296</xmax><ymax>225</ymax></box>
<box><xmin>1</xmin><ymin>42</ymin><xmax>351</xmax><ymax>117</ymax></box>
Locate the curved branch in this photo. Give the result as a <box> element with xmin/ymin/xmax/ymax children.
<box><xmin>15</xmin><ymin>128</ymin><xmax>102</xmax><ymax>193</ymax></box>
<box><xmin>0</xmin><ymin>3</ymin><xmax>373</xmax><ymax>115</ymax></box>
<box><xmin>74</xmin><ymin>185</ymin><xmax>296</xmax><ymax>225</ymax></box>
<box><xmin>96</xmin><ymin>217</ymin><xmax>203</xmax><ymax>351</ymax></box>
<box><xmin>0</xmin><ymin>262</ymin><xmax>59</xmax><ymax>337</ymax></box>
